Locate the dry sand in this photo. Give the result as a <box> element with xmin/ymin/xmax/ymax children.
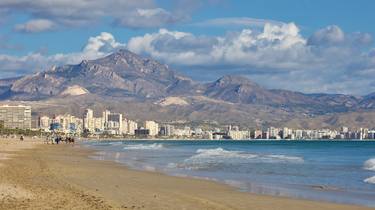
<box><xmin>0</xmin><ymin>139</ymin><xmax>374</xmax><ymax>210</ymax></box>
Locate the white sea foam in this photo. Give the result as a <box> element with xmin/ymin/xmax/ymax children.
<box><xmin>123</xmin><ymin>143</ymin><xmax>164</xmax><ymax>150</ymax></box>
<box><xmin>169</xmin><ymin>147</ymin><xmax>304</xmax><ymax>170</ymax></box>
<box><xmin>109</xmin><ymin>141</ymin><xmax>123</xmax><ymax>146</ymax></box>
<box><xmin>195</xmin><ymin>148</ymin><xmax>303</xmax><ymax>162</ymax></box>
<box><xmin>364</xmin><ymin>176</ymin><xmax>375</xmax><ymax>184</ymax></box>
<box><xmin>363</xmin><ymin>158</ymin><xmax>375</xmax><ymax>171</ymax></box>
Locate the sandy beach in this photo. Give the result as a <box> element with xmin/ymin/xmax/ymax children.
<box><xmin>0</xmin><ymin>139</ymin><xmax>374</xmax><ymax>210</ymax></box>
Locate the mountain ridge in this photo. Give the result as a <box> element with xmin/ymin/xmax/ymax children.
<box><xmin>1</xmin><ymin>49</ymin><xmax>374</xmax><ymax>128</ymax></box>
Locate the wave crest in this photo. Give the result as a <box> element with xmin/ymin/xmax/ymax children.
<box><xmin>123</xmin><ymin>143</ymin><xmax>164</xmax><ymax>150</ymax></box>
<box><xmin>364</xmin><ymin>176</ymin><xmax>375</xmax><ymax>184</ymax></box>
<box><xmin>364</xmin><ymin>158</ymin><xmax>375</xmax><ymax>171</ymax></box>
<box><xmin>170</xmin><ymin>147</ymin><xmax>304</xmax><ymax>170</ymax></box>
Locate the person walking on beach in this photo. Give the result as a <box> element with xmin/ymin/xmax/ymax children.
<box><xmin>20</xmin><ymin>135</ymin><xmax>24</xmax><ymax>141</ymax></box>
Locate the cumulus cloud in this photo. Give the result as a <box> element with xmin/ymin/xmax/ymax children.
<box><xmin>83</xmin><ymin>32</ymin><xmax>126</xmax><ymax>57</ymax></box>
<box><xmin>308</xmin><ymin>25</ymin><xmax>345</xmax><ymax>46</ymax></box>
<box><xmin>127</xmin><ymin>24</ymin><xmax>375</xmax><ymax>95</ymax></box>
<box><xmin>308</xmin><ymin>25</ymin><xmax>373</xmax><ymax>48</ymax></box>
<box><xmin>0</xmin><ymin>32</ymin><xmax>125</xmax><ymax>78</ymax></box>
<box><xmin>0</xmin><ymin>24</ymin><xmax>374</xmax><ymax>95</ymax></box>
<box><xmin>14</xmin><ymin>19</ymin><xmax>55</xmax><ymax>33</ymax></box>
<box><xmin>128</xmin><ymin>23</ymin><xmax>307</xmax><ymax>69</ymax></box>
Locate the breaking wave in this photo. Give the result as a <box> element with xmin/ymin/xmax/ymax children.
<box><xmin>123</xmin><ymin>143</ymin><xmax>165</xmax><ymax>150</ymax></box>
<box><xmin>364</xmin><ymin>158</ymin><xmax>375</xmax><ymax>171</ymax></box>
<box><xmin>169</xmin><ymin>147</ymin><xmax>304</xmax><ymax>170</ymax></box>
<box><xmin>364</xmin><ymin>176</ymin><xmax>375</xmax><ymax>184</ymax></box>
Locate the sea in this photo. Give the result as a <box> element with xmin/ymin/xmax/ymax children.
<box><xmin>83</xmin><ymin>140</ymin><xmax>375</xmax><ymax>207</ymax></box>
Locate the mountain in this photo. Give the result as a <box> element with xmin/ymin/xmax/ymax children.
<box><xmin>1</xmin><ymin>49</ymin><xmax>374</xmax><ymax>128</ymax></box>
<box><xmin>359</xmin><ymin>92</ymin><xmax>375</xmax><ymax>109</ymax></box>
<box><xmin>202</xmin><ymin>75</ymin><xmax>363</xmax><ymax>114</ymax></box>
<box><xmin>6</xmin><ymin>49</ymin><xmax>196</xmax><ymax>100</ymax></box>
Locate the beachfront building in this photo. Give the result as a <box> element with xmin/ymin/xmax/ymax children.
<box><xmin>144</xmin><ymin>121</ymin><xmax>159</xmax><ymax>136</ymax></box>
<box><xmin>105</xmin><ymin>113</ymin><xmax>123</xmax><ymax>135</ymax></box>
<box><xmin>128</xmin><ymin>120</ymin><xmax>138</xmax><ymax>135</ymax></box>
<box><xmin>228</xmin><ymin>130</ymin><xmax>251</xmax><ymax>140</ymax></box>
<box><xmin>93</xmin><ymin>117</ymin><xmax>104</xmax><ymax>132</ymax></box>
<box><xmin>174</xmin><ymin>127</ymin><xmax>192</xmax><ymax>137</ymax></box>
<box><xmin>368</xmin><ymin>130</ymin><xmax>375</xmax><ymax>139</ymax></box>
<box><xmin>83</xmin><ymin>109</ymin><xmax>95</xmax><ymax>132</ymax></box>
<box><xmin>267</xmin><ymin>127</ymin><xmax>281</xmax><ymax>139</ymax></box>
<box><xmin>0</xmin><ymin>105</ymin><xmax>32</xmax><ymax>129</ymax></box>
<box><xmin>159</xmin><ymin>124</ymin><xmax>175</xmax><ymax>136</ymax></box>
<box><xmin>102</xmin><ymin>110</ymin><xmax>111</xmax><ymax>128</ymax></box>
<box><xmin>121</xmin><ymin>119</ymin><xmax>138</xmax><ymax>135</ymax></box>
<box><xmin>38</xmin><ymin>116</ymin><xmax>51</xmax><ymax>132</ymax></box>
<box><xmin>54</xmin><ymin>114</ymin><xmax>83</xmax><ymax>134</ymax></box>
<box><xmin>253</xmin><ymin>130</ymin><xmax>263</xmax><ymax>139</ymax></box>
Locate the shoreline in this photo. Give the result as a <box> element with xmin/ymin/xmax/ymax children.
<box><xmin>84</xmin><ymin>140</ymin><xmax>375</xmax><ymax>207</ymax></box>
<box><xmin>81</xmin><ymin>138</ymin><xmax>375</xmax><ymax>142</ymax></box>
<box><xmin>1</xmin><ymin>140</ymin><xmax>374</xmax><ymax>209</ymax></box>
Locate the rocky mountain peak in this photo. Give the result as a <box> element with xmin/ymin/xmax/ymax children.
<box><xmin>214</xmin><ymin>75</ymin><xmax>258</xmax><ymax>87</ymax></box>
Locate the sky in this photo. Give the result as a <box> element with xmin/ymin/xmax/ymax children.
<box><xmin>0</xmin><ymin>0</ymin><xmax>374</xmax><ymax>95</ymax></box>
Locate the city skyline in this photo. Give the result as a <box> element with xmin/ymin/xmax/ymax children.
<box><xmin>0</xmin><ymin>1</ymin><xmax>374</xmax><ymax>94</ymax></box>
<box><xmin>36</xmin><ymin>108</ymin><xmax>375</xmax><ymax>140</ymax></box>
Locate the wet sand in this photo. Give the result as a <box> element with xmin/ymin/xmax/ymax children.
<box><xmin>0</xmin><ymin>139</ymin><xmax>373</xmax><ymax>210</ymax></box>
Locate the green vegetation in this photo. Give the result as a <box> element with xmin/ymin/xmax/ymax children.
<box><xmin>0</xmin><ymin>122</ymin><xmax>44</xmax><ymax>136</ymax></box>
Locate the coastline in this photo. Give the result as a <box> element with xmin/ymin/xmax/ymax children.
<box><xmin>0</xmin><ymin>140</ymin><xmax>374</xmax><ymax>210</ymax></box>
<box><xmin>80</xmin><ymin>137</ymin><xmax>375</xmax><ymax>141</ymax></box>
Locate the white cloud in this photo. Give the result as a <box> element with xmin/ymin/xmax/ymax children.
<box><xmin>193</xmin><ymin>17</ymin><xmax>285</xmax><ymax>28</ymax></box>
<box><xmin>127</xmin><ymin>24</ymin><xmax>375</xmax><ymax>94</ymax></box>
<box><xmin>114</xmin><ymin>8</ymin><xmax>186</xmax><ymax>29</ymax></box>
<box><xmin>128</xmin><ymin>23</ymin><xmax>307</xmax><ymax>69</ymax></box>
<box><xmin>14</xmin><ymin>19</ymin><xmax>55</xmax><ymax>33</ymax></box>
<box><xmin>308</xmin><ymin>25</ymin><xmax>345</xmax><ymax>46</ymax></box>
<box><xmin>0</xmin><ymin>24</ymin><xmax>374</xmax><ymax>95</ymax></box>
<box><xmin>83</xmin><ymin>32</ymin><xmax>126</xmax><ymax>57</ymax></box>
<box><xmin>0</xmin><ymin>0</ymin><xmax>183</xmax><ymax>30</ymax></box>
<box><xmin>0</xmin><ymin>32</ymin><xmax>125</xmax><ymax>77</ymax></box>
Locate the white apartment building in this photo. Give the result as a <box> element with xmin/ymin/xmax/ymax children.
<box><xmin>39</xmin><ymin>116</ymin><xmax>51</xmax><ymax>131</ymax></box>
<box><xmin>83</xmin><ymin>109</ymin><xmax>95</xmax><ymax>132</ymax></box>
<box><xmin>144</xmin><ymin>120</ymin><xmax>159</xmax><ymax>136</ymax></box>
<box><xmin>0</xmin><ymin>105</ymin><xmax>31</xmax><ymax>129</ymax></box>
<box><xmin>228</xmin><ymin>130</ymin><xmax>251</xmax><ymax>140</ymax></box>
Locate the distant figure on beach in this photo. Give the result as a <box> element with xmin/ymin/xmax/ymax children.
<box><xmin>55</xmin><ymin>136</ymin><xmax>61</xmax><ymax>144</ymax></box>
<box><xmin>20</xmin><ymin>135</ymin><xmax>24</xmax><ymax>141</ymax></box>
<box><xmin>65</xmin><ymin>136</ymin><xmax>75</xmax><ymax>144</ymax></box>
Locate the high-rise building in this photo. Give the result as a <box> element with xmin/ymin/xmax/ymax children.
<box><xmin>93</xmin><ymin>117</ymin><xmax>104</xmax><ymax>132</ymax></box>
<box><xmin>102</xmin><ymin>110</ymin><xmax>111</xmax><ymax>128</ymax></box>
<box><xmin>83</xmin><ymin>109</ymin><xmax>95</xmax><ymax>132</ymax></box>
<box><xmin>228</xmin><ymin>130</ymin><xmax>250</xmax><ymax>140</ymax></box>
<box><xmin>0</xmin><ymin>105</ymin><xmax>31</xmax><ymax>129</ymax></box>
<box><xmin>160</xmin><ymin>124</ymin><xmax>175</xmax><ymax>136</ymax></box>
<box><xmin>106</xmin><ymin>113</ymin><xmax>123</xmax><ymax>134</ymax></box>
<box><xmin>54</xmin><ymin>114</ymin><xmax>83</xmax><ymax>134</ymax></box>
<box><xmin>38</xmin><ymin>116</ymin><xmax>51</xmax><ymax>132</ymax></box>
<box><xmin>144</xmin><ymin>121</ymin><xmax>159</xmax><ymax>136</ymax></box>
<box><xmin>127</xmin><ymin>119</ymin><xmax>138</xmax><ymax>135</ymax></box>
<box><xmin>253</xmin><ymin>130</ymin><xmax>263</xmax><ymax>139</ymax></box>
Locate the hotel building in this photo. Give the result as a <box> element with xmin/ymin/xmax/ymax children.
<box><xmin>0</xmin><ymin>105</ymin><xmax>32</xmax><ymax>129</ymax></box>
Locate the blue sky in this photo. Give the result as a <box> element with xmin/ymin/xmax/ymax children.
<box><xmin>0</xmin><ymin>0</ymin><xmax>374</xmax><ymax>95</ymax></box>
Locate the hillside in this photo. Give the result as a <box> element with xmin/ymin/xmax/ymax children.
<box><xmin>0</xmin><ymin>49</ymin><xmax>374</xmax><ymax>129</ymax></box>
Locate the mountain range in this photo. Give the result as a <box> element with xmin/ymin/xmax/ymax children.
<box><xmin>1</xmin><ymin>49</ymin><xmax>374</xmax><ymax>129</ymax></box>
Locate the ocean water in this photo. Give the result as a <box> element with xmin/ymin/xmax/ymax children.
<box><xmin>83</xmin><ymin>140</ymin><xmax>375</xmax><ymax>207</ymax></box>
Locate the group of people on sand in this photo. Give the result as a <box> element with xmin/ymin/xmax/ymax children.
<box><xmin>46</xmin><ymin>135</ymin><xmax>75</xmax><ymax>144</ymax></box>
